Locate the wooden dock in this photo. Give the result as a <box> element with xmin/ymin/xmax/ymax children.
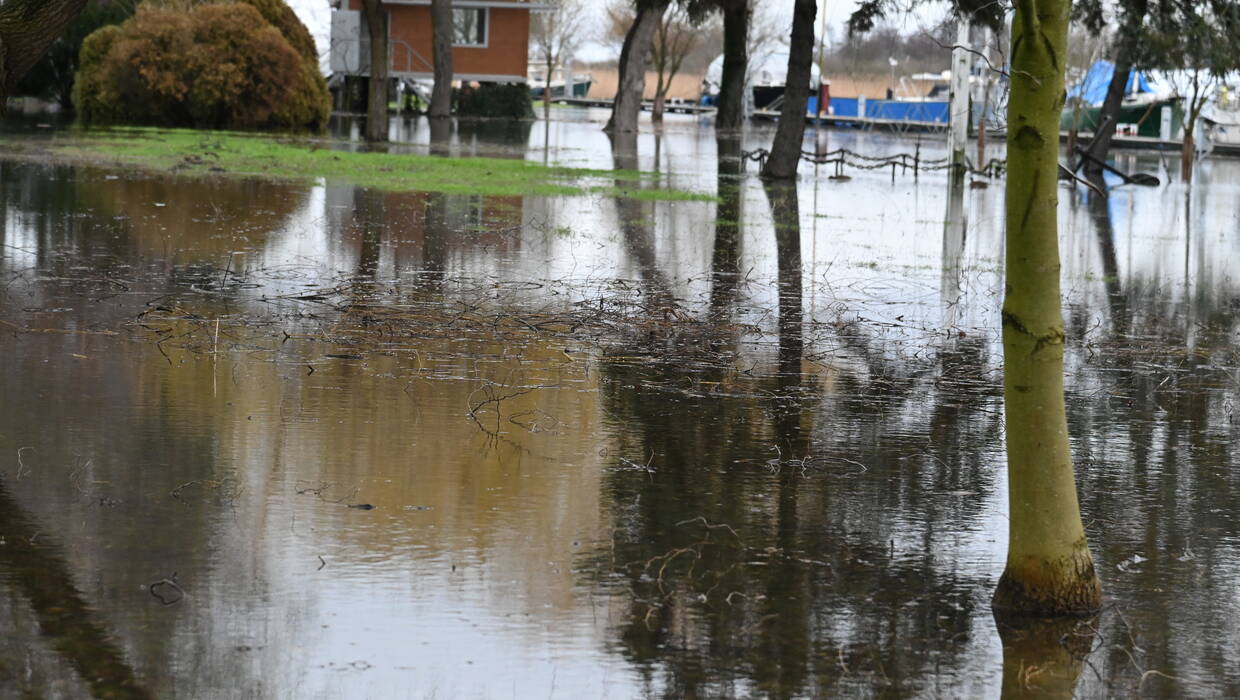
<box><xmin>550</xmin><ymin>97</ymin><xmax>716</xmax><ymax>115</ymax></box>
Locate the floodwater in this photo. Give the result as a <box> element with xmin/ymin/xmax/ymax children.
<box><xmin>1</xmin><ymin>110</ymin><xmax>1238</xmax><ymax>698</ymax></box>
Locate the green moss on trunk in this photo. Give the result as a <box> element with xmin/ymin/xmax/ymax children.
<box><xmin>995</xmin><ymin>0</ymin><xmax>1103</xmax><ymax>617</ymax></box>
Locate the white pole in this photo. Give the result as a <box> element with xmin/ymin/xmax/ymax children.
<box><xmin>949</xmin><ymin>18</ymin><xmax>972</xmax><ymax>184</ymax></box>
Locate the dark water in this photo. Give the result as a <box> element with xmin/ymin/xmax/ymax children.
<box><xmin>1</xmin><ymin>114</ymin><xmax>1238</xmax><ymax>698</ymax></box>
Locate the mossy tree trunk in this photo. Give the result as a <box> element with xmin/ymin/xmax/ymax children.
<box><xmin>0</xmin><ymin>0</ymin><xmax>89</xmax><ymax>110</ymax></box>
<box><xmin>992</xmin><ymin>0</ymin><xmax>1103</xmax><ymax>617</ymax></box>
<box><xmin>362</xmin><ymin>0</ymin><xmax>389</xmax><ymax>142</ymax></box>
<box><xmin>429</xmin><ymin>0</ymin><xmax>454</xmax><ymax>119</ymax></box>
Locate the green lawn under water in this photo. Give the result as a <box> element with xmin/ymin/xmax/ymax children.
<box><xmin>40</xmin><ymin>127</ymin><xmax>713</xmax><ymax>202</ymax></box>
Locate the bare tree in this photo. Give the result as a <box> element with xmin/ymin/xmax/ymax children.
<box><xmin>361</xmin><ymin>0</ymin><xmax>389</xmax><ymax>142</ymax></box>
<box><xmin>607</xmin><ymin>1</ymin><xmax>711</xmax><ymax>124</ymax></box>
<box><xmin>1148</xmin><ymin>2</ymin><xmax>1240</xmax><ymax>183</ymax></box>
<box><xmin>0</xmin><ymin>0</ymin><xmax>90</xmax><ymax>110</ymax></box>
<box><xmin>531</xmin><ymin>0</ymin><xmax>586</xmax><ymax>119</ymax></box>
<box><xmin>430</xmin><ymin>0</ymin><xmax>454</xmax><ymax>119</ymax></box>
<box><xmin>650</xmin><ymin>4</ymin><xmax>704</xmax><ymax>123</ymax></box>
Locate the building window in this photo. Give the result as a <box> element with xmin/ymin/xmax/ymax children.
<box><xmin>452</xmin><ymin>8</ymin><xmax>487</xmax><ymax>47</ymax></box>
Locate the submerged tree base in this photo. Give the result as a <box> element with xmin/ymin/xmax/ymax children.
<box><xmin>993</xmin><ymin>548</ymin><xmax>1103</xmax><ymax>616</ymax></box>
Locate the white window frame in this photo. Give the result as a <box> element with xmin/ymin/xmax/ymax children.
<box><xmin>452</xmin><ymin>8</ymin><xmax>489</xmax><ymax>48</ymax></box>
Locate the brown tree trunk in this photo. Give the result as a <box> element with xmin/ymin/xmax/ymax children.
<box><xmin>0</xmin><ymin>0</ymin><xmax>89</xmax><ymax>110</ymax></box>
<box><xmin>362</xmin><ymin>0</ymin><xmax>389</xmax><ymax>142</ymax></box>
<box><xmin>715</xmin><ymin>0</ymin><xmax>751</xmax><ymax>133</ymax></box>
<box><xmin>1181</xmin><ymin>118</ymin><xmax>1196</xmax><ymax>182</ymax></box>
<box><xmin>543</xmin><ymin>53</ymin><xmax>552</xmax><ymax>119</ymax></box>
<box><xmin>1082</xmin><ymin>55</ymin><xmax>1133</xmax><ymax>177</ymax></box>
<box><xmin>761</xmin><ymin>0</ymin><xmax>816</xmax><ymax>180</ymax></box>
<box><xmin>430</xmin><ymin>0</ymin><xmax>454</xmax><ymax>119</ymax></box>
<box><xmin>605</xmin><ymin>6</ymin><xmax>661</xmax><ymax>134</ymax></box>
<box><xmin>1081</xmin><ymin>1</ymin><xmax>1146</xmax><ymax>174</ymax></box>
<box><xmin>652</xmin><ymin>70</ymin><xmax>666</xmax><ymax>124</ymax></box>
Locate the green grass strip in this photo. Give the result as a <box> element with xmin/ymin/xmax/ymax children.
<box><xmin>43</xmin><ymin>127</ymin><xmax>715</xmax><ymax>201</ymax></box>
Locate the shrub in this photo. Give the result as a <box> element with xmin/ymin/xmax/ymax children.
<box><xmin>13</xmin><ymin>0</ymin><xmax>135</xmax><ymax>109</ymax></box>
<box><xmin>454</xmin><ymin>83</ymin><xmax>535</xmax><ymax>120</ymax></box>
<box><xmin>74</xmin><ymin>1</ymin><xmax>329</xmax><ymax>130</ymax></box>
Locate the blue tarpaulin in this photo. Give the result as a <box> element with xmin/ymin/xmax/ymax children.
<box><xmin>1068</xmin><ymin>60</ymin><xmax>1154</xmax><ymax>105</ymax></box>
<box><xmin>808</xmin><ymin>97</ymin><xmax>950</xmax><ymax>124</ymax></box>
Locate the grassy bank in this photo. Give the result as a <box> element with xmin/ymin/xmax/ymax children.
<box><xmin>31</xmin><ymin>127</ymin><xmax>713</xmax><ymax>201</ymax></box>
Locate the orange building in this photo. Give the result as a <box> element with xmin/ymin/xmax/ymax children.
<box><xmin>331</xmin><ymin>1</ymin><xmax>540</xmax><ymax>83</ymax></box>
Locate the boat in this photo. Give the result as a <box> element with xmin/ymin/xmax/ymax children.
<box><xmin>1061</xmin><ymin>60</ymin><xmax>1182</xmax><ymax>139</ymax></box>
<box><xmin>528</xmin><ymin>67</ymin><xmax>592</xmax><ymax>99</ymax></box>
<box><xmin>700</xmin><ymin>51</ymin><xmax>821</xmax><ymax>110</ymax></box>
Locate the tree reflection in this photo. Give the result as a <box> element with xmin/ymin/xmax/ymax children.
<box><xmin>0</xmin><ymin>481</ymin><xmax>150</xmax><ymax>699</ymax></box>
<box><xmin>711</xmin><ymin>134</ymin><xmax>744</xmax><ymax>318</ymax></box>
<box><xmin>941</xmin><ymin>178</ymin><xmax>967</xmax><ymax>331</ymax></box>
<box><xmin>585</xmin><ymin>173</ymin><xmax>1006</xmax><ymax>696</ymax></box>
<box><xmin>1084</xmin><ymin>172</ymin><xmax>1129</xmax><ymax>337</ymax></box>
<box><xmin>995</xmin><ymin>614</ymin><xmax>1096</xmax><ymax>699</ymax></box>
<box><xmin>354</xmin><ymin>186</ymin><xmax>385</xmax><ymax>280</ymax></box>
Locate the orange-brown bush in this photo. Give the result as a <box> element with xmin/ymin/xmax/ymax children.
<box><xmin>74</xmin><ymin>2</ymin><xmax>329</xmax><ymax>130</ymax></box>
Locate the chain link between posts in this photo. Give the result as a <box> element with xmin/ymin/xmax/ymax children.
<box><xmin>737</xmin><ymin>148</ymin><xmax>1007</xmax><ymax>180</ymax></box>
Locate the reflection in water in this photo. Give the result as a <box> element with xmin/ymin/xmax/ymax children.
<box><xmin>0</xmin><ymin>480</ymin><xmax>150</xmax><ymax>699</ymax></box>
<box><xmin>995</xmin><ymin>614</ymin><xmax>1095</xmax><ymax>699</ymax></box>
<box><xmin>1</xmin><ymin>122</ymin><xmax>1239</xmax><ymax>696</ymax></box>
<box><xmin>941</xmin><ymin>178</ymin><xmax>967</xmax><ymax>331</ymax></box>
<box><xmin>610</xmin><ymin>130</ymin><xmax>672</xmax><ymax>298</ymax></box>
<box><xmin>711</xmin><ymin>134</ymin><xmax>744</xmax><ymax>317</ymax></box>
<box><xmin>1084</xmin><ymin>172</ymin><xmax>1128</xmax><ymax>337</ymax></box>
<box><xmin>354</xmin><ymin>186</ymin><xmax>384</xmax><ymax>279</ymax></box>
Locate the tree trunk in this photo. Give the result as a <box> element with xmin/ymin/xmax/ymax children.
<box><xmin>429</xmin><ymin>0</ymin><xmax>454</xmax><ymax>119</ymax></box>
<box><xmin>1181</xmin><ymin>98</ymin><xmax>1203</xmax><ymax>183</ymax></box>
<box><xmin>1082</xmin><ymin>55</ymin><xmax>1133</xmax><ymax>177</ymax></box>
<box><xmin>652</xmin><ymin>70</ymin><xmax>666</xmax><ymax>124</ymax></box>
<box><xmin>362</xmin><ymin>0</ymin><xmax>389</xmax><ymax>142</ymax></box>
<box><xmin>543</xmin><ymin>53</ymin><xmax>552</xmax><ymax>120</ymax></box>
<box><xmin>715</xmin><ymin>0</ymin><xmax>751</xmax><ymax>133</ymax></box>
<box><xmin>1181</xmin><ymin>118</ymin><xmax>1196</xmax><ymax>183</ymax></box>
<box><xmin>761</xmin><ymin>0</ymin><xmax>816</xmax><ymax>180</ymax></box>
<box><xmin>992</xmin><ymin>0</ymin><xmax>1103</xmax><ymax>617</ymax></box>
<box><xmin>0</xmin><ymin>0</ymin><xmax>89</xmax><ymax>110</ymax></box>
<box><xmin>605</xmin><ymin>6</ymin><xmax>660</xmax><ymax>134</ymax></box>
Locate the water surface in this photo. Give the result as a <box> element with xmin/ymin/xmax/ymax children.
<box><xmin>1</xmin><ymin>113</ymin><xmax>1238</xmax><ymax>698</ymax></box>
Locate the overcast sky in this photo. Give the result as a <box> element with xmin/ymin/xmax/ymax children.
<box><xmin>286</xmin><ymin>1</ymin><xmax>952</xmax><ymax>68</ymax></box>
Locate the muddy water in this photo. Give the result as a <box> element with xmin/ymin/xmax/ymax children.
<box><xmin>1</xmin><ymin>118</ymin><xmax>1238</xmax><ymax>698</ymax></box>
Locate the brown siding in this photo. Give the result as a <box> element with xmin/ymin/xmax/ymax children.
<box><xmin>347</xmin><ymin>2</ymin><xmax>529</xmax><ymax>80</ymax></box>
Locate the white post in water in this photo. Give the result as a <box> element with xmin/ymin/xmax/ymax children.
<box><xmin>949</xmin><ymin>18</ymin><xmax>972</xmax><ymax>186</ymax></box>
